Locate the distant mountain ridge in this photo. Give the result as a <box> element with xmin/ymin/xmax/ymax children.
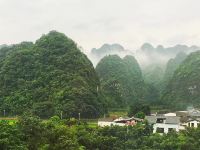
<box><xmin>0</xmin><ymin>44</ymin><xmax>7</xmax><ymax>49</ymax></box>
<box><xmin>89</xmin><ymin>43</ymin><xmax>133</xmax><ymax>66</ymax></box>
<box><xmin>89</xmin><ymin>42</ymin><xmax>199</xmax><ymax>69</ymax></box>
<box><xmin>91</xmin><ymin>43</ymin><xmax>125</xmax><ymax>55</ymax></box>
<box><xmin>137</xmin><ymin>43</ymin><xmax>199</xmax><ymax>68</ymax></box>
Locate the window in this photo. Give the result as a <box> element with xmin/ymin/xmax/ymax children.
<box><xmin>156</xmin><ymin>127</ymin><xmax>164</xmax><ymax>133</ymax></box>
<box><xmin>168</xmin><ymin>128</ymin><xmax>175</xmax><ymax>132</ymax></box>
<box><xmin>191</xmin><ymin>123</ymin><xmax>194</xmax><ymax>127</ymax></box>
<box><xmin>156</xmin><ymin>118</ymin><xmax>165</xmax><ymax>123</ymax></box>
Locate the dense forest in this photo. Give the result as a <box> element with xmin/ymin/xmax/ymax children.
<box><xmin>95</xmin><ymin>55</ymin><xmax>147</xmax><ymax>108</ymax></box>
<box><xmin>1</xmin><ymin>31</ymin><xmax>200</xmax><ymax>117</ymax></box>
<box><xmin>163</xmin><ymin>52</ymin><xmax>187</xmax><ymax>88</ymax></box>
<box><xmin>0</xmin><ymin>31</ymin><xmax>106</xmax><ymax>119</ymax></box>
<box><xmin>162</xmin><ymin>51</ymin><xmax>200</xmax><ymax>109</ymax></box>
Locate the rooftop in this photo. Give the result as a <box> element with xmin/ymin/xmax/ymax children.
<box><xmin>98</xmin><ymin>118</ymin><xmax>115</xmax><ymax>122</ymax></box>
<box><xmin>145</xmin><ymin>116</ymin><xmax>180</xmax><ymax>124</ymax></box>
<box><xmin>186</xmin><ymin>118</ymin><xmax>200</xmax><ymax>123</ymax></box>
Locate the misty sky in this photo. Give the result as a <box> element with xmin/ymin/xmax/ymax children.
<box><xmin>0</xmin><ymin>0</ymin><xmax>200</xmax><ymax>52</ymax></box>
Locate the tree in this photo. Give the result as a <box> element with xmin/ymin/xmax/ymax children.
<box><xmin>128</xmin><ymin>101</ymin><xmax>150</xmax><ymax>117</ymax></box>
<box><xmin>18</xmin><ymin>114</ymin><xmax>44</xmax><ymax>150</ymax></box>
<box><xmin>135</xmin><ymin>111</ymin><xmax>145</xmax><ymax>119</ymax></box>
<box><xmin>33</xmin><ymin>101</ymin><xmax>55</xmax><ymax>118</ymax></box>
<box><xmin>42</xmin><ymin>116</ymin><xmax>80</xmax><ymax>150</ymax></box>
<box><xmin>0</xmin><ymin>120</ymin><xmax>27</xmax><ymax>149</ymax></box>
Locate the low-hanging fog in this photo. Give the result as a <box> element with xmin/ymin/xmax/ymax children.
<box><xmin>88</xmin><ymin>43</ymin><xmax>200</xmax><ymax>70</ymax></box>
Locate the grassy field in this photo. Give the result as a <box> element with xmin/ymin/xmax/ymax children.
<box><xmin>87</xmin><ymin>121</ymin><xmax>98</xmax><ymax>128</ymax></box>
<box><xmin>0</xmin><ymin>110</ymin><xmax>128</xmax><ymax>128</ymax></box>
<box><xmin>109</xmin><ymin>111</ymin><xmax>127</xmax><ymax>117</ymax></box>
<box><xmin>150</xmin><ymin>106</ymin><xmax>171</xmax><ymax>114</ymax></box>
<box><xmin>0</xmin><ymin>107</ymin><xmax>170</xmax><ymax>129</ymax></box>
<box><xmin>107</xmin><ymin>108</ymin><xmax>128</xmax><ymax>117</ymax></box>
<box><xmin>0</xmin><ymin>117</ymin><xmax>17</xmax><ymax>125</ymax></box>
<box><xmin>85</xmin><ymin>110</ymin><xmax>128</xmax><ymax>128</ymax></box>
<box><xmin>81</xmin><ymin>119</ymin><xmax>98</xmax><ymax>128</ymax></box>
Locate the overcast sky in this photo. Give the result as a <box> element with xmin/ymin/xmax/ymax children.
<box><xmin>0</xmin><ymin>0</ymin><xmax>200</xmax><ymax>52</ymax></box>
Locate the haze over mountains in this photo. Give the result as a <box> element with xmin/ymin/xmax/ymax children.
<box><xmin>89</xmin><ymin>43</ymin><xmax>199</xmax><ymax>68</ymax></box>
<box><xmin>0</xmin><ymin>44</ymin><xmax>8</xmax><ymax>49</ymax></box>
<box><xmin>89</xmin><ymin>44</ymin><xmax>133</xmax><ymax>66</ymax></box>
<box><xmin>89</xmin><ymin>42</ymin><xmax>200</xmax><ymax>110</ymax></box>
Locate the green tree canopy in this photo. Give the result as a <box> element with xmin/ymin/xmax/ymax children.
<box><xmin>162</xmin><ymin>51</ymin><xmax>200</xmax><ymax>109</ymax></box>
<box><xmin>0</xmin><ymin>31</ymin><xmax>106</xmax><ymax>118</ymax></box>
<box><xmin>96</xmin><ymin>55</ymin><xmax>146</xmax><ymax>108</ymax></box>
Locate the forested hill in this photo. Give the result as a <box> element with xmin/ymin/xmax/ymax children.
<box><xmin>95</xmin><ymin>55</ymin><xmax>146</xmax><ymax>108</ymax></box>
<box><xmin>0</xmin><ymin>31</ymin><xmax>106</xmax><ymax>118</ymax></box>
<box><xmin>163</xmin><ymin>52</ymin><xmax>187</xmax><ymax>86</ymax></box>
<box><xmin>162</xmin><ymin>50</ymin><xmax>200</xmax><ymax>109</ymax></box>
<box><xmin>0</xmin><ymin>31</ymin><xmax>199</xmax><ymax>117</ymax></box>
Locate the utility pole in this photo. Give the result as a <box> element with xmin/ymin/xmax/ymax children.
<box><xmin>124</xmin><ymin>125</ymin><xmax>129</xmax><ymax>150</ymax></box>
<box><xmin>78</xmin><ymin>113</ymin><xmax>80</xmax><ymax>121</ymax></box>
<box><xmin>60</xmin><ymin>111</ymin><xmax>63</xmax><ymax>119</ymax></box>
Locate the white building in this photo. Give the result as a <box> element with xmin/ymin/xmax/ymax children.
<box><xmin>176</xmin><ymin>109</ymin><xmax>200</xmax><ymax>128</ymax></box>
<box><xmin>145</xmin><ymin>116</ymin><xmax>184</xmax><ymax>134</ymax></box>
<box><xmin>98</xmin><ymin>118</ymin><xmax>114</xmax><ymax>127</ymax></box>
<box><xmin>182</xmin><ymin>118</ymin><xmax>200</xmax><ymax>128</ymax></box>
<box><xmin>98</xmin><ymin>117</ymin><xmax>143</xmax><ymax>127</ymax></box>
<box><xmin>164</xmin><ymin>113</ymin><xmax>176</xmax><ymax>116</ymax></box>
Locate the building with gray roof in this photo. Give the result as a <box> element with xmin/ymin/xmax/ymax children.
<box><xmin>145</xmin><ymin>116</ymin><xmax>184</xmax><ymax>134</ymax></box>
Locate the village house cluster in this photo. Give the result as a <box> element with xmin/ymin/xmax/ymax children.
<box><xmin>98</xmin><ymin>116</ymin><xmax>143</xmax><ymax>127</ymax></box>
<box><xmin>98</xmin><ymin>108</ymin><xmax>200</xmax><ymax>134</ymax></box>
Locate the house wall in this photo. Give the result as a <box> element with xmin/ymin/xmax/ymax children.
<box><xmin>187</xmin><ymin>120</ymin><xmax>200</xmax><ymax>128</ymax></box>
<box><xmin>98</xmin><ymin>121</ymin><xmax>113</xmax><ymax>127</ymax></box>
<box><xmin>112</xmin><ymin>122</ymin><xmax>126</xmax><ymax>126</ymax></box>
<box><xmin>164</xmin><ymin>113</ymin><xmax>176</xmax><ymax>116</ymax></box>
<box><xmin>153</xmin><ymin>123</ymin><xmax>180</xmax><ymax>134</ymax></box>
<box><xmin>98</xmin><ymin>119</ymin><xmax>139</xmax><ymax>127</ymax></box>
